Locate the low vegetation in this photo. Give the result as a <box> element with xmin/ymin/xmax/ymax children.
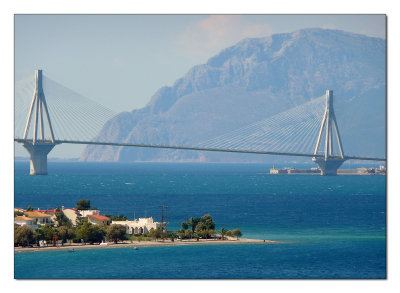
<box><xmin>177</xmin><ymin>214</ymin><xmax>242</xmax><ymax>241</ymax></box>
<box><xmin>76</xmin><ymin>199</ymin><xmax>91</xmax><ymax>210</ymax></box>
<box><xmin>105</xmin><ymin>214</ymin><xmax>128</xmax><ymax>221</ymax></box>
<box><xmin>106</xmin><ymin>224</ymin><xmax>127</xmax><ymax>244</ymax></box>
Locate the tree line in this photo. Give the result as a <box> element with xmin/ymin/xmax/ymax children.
<box><xmin>14</xmin><ymin>201</ymin><xmax>242</xmax><ymax>247</ymax></box>
<box><xmin>14</xmin><ymin>200</ymin><xmax>128</xmax><ymax>247</ymax></box>
<box><xmin>15</xmin><ymin>215</ymin><xmax>129</xmax><ymax>247</ymax></box>
<box><xmin>178</xmin><ymin>214</ymin><xmax>242</xmax><ymax>240</ymax></box>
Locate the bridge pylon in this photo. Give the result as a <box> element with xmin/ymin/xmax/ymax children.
<box><xmin>21</xmin><ymin>69</ymin><xmax>56</xmax><ymax>175</ymax></box>
<box><xmin>312</xmin><ymin>90</ymin><xmax>345</xmax><ymax>175</ymax></box>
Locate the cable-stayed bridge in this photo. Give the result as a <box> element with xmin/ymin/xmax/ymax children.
<box><xmin>14</xmin><ymin>70</ymin><xmax>386</xmax><ymax>175</ymax></box>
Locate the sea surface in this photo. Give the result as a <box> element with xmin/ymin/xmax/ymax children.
<box><xmin>14</xmin><ymin>162</ymin><xmax>386</xmax><ymax>279</ymax></box>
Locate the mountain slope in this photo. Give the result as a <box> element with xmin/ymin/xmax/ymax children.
<box><xmin>81</xmin><ymin>28</ymin><xmax>386</xmax><ymax>162</ymax></box>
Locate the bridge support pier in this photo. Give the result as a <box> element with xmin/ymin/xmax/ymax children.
<box><xmin>20</xmin><ymin>69</ymin><xmax>57</xmax><ymax>175</ymax></box>
<box><xmin>22</xmin><ymin>142</ymin><xmax>55</xmax><ymax>175</ymax></box>
<box><xmin>312</xmin><ymin>157</ymin><xmax>345</xmax><ymax>176</ymax></box>
<box><xmin>313</xmin><ymin>90</ymin><xmax>346</xmax><ymax>176</ymax></box>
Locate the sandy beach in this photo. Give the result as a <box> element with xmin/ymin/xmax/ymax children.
<box><xmin>14</xmin><ymin>238</ymin><xmax>280</xmax><ymax>253</ymax></box>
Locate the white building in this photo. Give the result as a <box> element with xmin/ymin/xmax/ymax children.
<box><xmin>24</xmin><ymin>211</ymin><xmax>52</xmax><ymax>226</ymax></box>
<box><xmin>78</xmin><ymin>209</ymin><xmax>100</xmax><ymax>217</ymax></box>
<box><xmin>61</xmin><ymin>208</ymin><xmax>100</xmax><ymax>226</ymax></box>
<box><xmin>14</xmin><ymin>216</ymin><xmax>38</xmax><ymax>230</ymax></box>
<box><xmin>112</xmin><ymin>217</ymin><xmax>162</xmax><ymax>234</ymax></box>
<box><xmin>270</xmin><ymin>165</ymin><xmax>288</xmax><ymax>174</ymax></box>
<box><xmin>61</xmin><ymin>208</ymin><xmax>80</xmax><ymax>226</ymax></box>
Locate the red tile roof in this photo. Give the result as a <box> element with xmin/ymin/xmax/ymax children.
<box><xmin>25</xmin><ymin>211</ymin><xmax>52</xmax><ymax>218</ymax></box>
<box><xmin>15</xmin><ymin>216</ymin><xmax>34</xmax><ymax>221</ymax></box>
<box><xmin>88</xmin><ymin>214</ymin><xmax>110</xmax><ymax>221</ymax></box>
<box><xmin>37</xmin><ymin>209</ymin><xmax>56</xmax><ymax>214</ymax></box>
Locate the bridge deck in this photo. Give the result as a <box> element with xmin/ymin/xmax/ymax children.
<box><xmin>14</xmin><ymin>139</ymin><xmax>386</xmax><ymax>162</ymax></box>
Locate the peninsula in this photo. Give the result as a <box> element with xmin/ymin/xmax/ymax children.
<box><xmin>15</xmin><ymin>200</ymin><xmax>277</xmax><ymax>251</ymax></box>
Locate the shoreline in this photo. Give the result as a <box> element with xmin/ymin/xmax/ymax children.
<box><xmin>14</xmin><ymin>238</ymin><xmax>281</xmax><ymax>253</ymax></box>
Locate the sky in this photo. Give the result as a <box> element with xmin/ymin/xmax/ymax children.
<box><xmin>13</xmin><ymin>14</ymin><xmax>386</xmax><ymax>158</ymax></box>
<box><xmin>15</xmin><ymin>15</ymin><xmax>386</xmax><ymax>113</ymax></box>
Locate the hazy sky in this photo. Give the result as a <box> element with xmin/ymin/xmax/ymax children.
<box><xmin>14</xmin><ymin>14</ymin><xmax>386</xmax><ymax>158</ymax></box>
<box><xmin>15</xmin><ymin>15</ymin><xmax>385</xmax><ymax>113</ymax></box>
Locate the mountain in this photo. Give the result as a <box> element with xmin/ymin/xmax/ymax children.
<box><xmin>80</xmin><ymin>28</ymin><xmax>386</xmax><ymax>162</ymax></box>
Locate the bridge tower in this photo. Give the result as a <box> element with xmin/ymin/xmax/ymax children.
<box><xmin>312</xmin><ymin>90</ymin><xmax>345</xmax><ymax>175</ymax></box>
<box><xmin>22</xmin><ymin>69</ymin><xmax>57</xmax><ymax>175</ymax></box>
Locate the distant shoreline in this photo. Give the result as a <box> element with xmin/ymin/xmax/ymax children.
<box><xmin>14</xmin><ymin>238</ymin><xmax>281</xmax><ymax>253</ymax></box>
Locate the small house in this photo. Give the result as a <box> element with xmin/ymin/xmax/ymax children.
<box><xmin>88</xmin><ymin>214</ymin><xmax>111</xmax><ymax>226</ymax></box>
<box><xmin>14</xmin><ymin>216</ymin><xmax>37</xmax><ymax>230</ymax></box>
<box><xmin>24</xmin><ymin>211</ymin><xmax>52</xmax><ymax>226</ymax></box>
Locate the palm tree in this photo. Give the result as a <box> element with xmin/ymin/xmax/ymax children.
<box><xmin>189</xmin><ymin>217</ymin><xmax>201</xmax><ymax>233</ymax></box>
<box><xmin>220</xmin><ymin>227</ymin><xmax>228</xmax><ymax>240</ymax></box>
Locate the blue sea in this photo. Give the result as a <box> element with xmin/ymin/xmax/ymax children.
<box><xmin>14</xmin><ymin>162</ymin><xmax>386</xmax><ymax>279</ymax></box>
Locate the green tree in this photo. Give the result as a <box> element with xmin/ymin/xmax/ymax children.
<box><xmin>231</xmin><ymin>229</ymin><xmax>242</xmax><ymax>239</ymax></box>
<box><xmin>106</xmin><ymin>224</ymin><xmax>127</xmax><ymax>244</ymax></box>
<box><xmin>181</xmin><ymin>221</ymin><xmax>189</xmax><ymax>230</ymax></box>
<box><xmin>196</xmin><ymin>221</ymin><xmax>206</xmax><ymax>232</ymax></box>
<box><xmin>54</xmin><ymin>208</ymin><xmax>72</xmax><ymax>227</ymax></box>
<box><xmin>201</xmin><ymin>214</ymin><xmax>216</xmax><ymax>230</ymax></box>
<box><xmin>205</xmin><ymin>229</ymin><xmax>216</xmax><ymax>239</ymax></box>
<box><xmin>168</xmin><ymin>232</ymin><xmax>177</xmax><ymax>242</ymax></box>
<box><xmin>58</xmin><ymin>226</ymin><xmax>75</xmax><ymax>245</ymax></box>
<box><xmin>75</xmin><ymin>221</ymin><xmax>105</xmax><ymax>244</ymax></box>
<box><xmin>190</xmin><ymin>217</ymin><xmax>201</xmax><ymax>233</ymax></box>
<box><xmin>198</xmin><ymin>229</ymin><xmax>209</xmax><ymax>239</ymax></box>
<box><xmin>14</xmin><ymin>224</ymin><xmax>20</xmax><ymax>246</ymax></box>
<box><xmin>198</xmin><ymin>228</ymin><xmax>216</xmax><ymax>239</ymax></box>
<box><xmin>34</xmin><ymin>227</ymin><xmax>45</xmax><ymax>245</ymax></box>
<box><xmin>90</xmin><ymin>225</ymin><xmax>106</xmax><ymax>244</ymax></box>
<box><xmin>75</xmin><ymin>221</ymin><xmax>92</xmax><ymax>243</ymax></box>
<box><xmin>105</xmin><ymin>214</ymin><xmax>128</xmax><ymax>221</ymax></box>
<box><xmin>148</xmin><ymin>228</ymin><xmax>162</xmax><ymax>241</ymax></box>
<box><xmin>185</xmin><ymin>230</ymin><xmax>193</xmax><ymax>239</ymax></box>
<box><xmin>75</xmin><ymin>216</ymin><xmax>88</xmax><ymax>227</ymax></box>
<box><xmin>42</xmin><ymin>224</ymin><xmax>55</xmax><ymax>245</ymax></box>
<box><xmin>26</xmin><ymin>206</ymin><xmax>34</xmax><ymax>212</ymax></box>
<box><xmin>76</xmin><ymin>199</ymin><xmax>90</xmax><ymax>210</ymax></box>
<box><xmin>194</xmin><ymin>215</ymin><xmax>217</xmax><ymax>239</ymax></box>
<box><xmin>15</xmin><ymin>225</ymin><xmax>35</xmax><ymax>247</ymax></box>
<box><xmin>195</xmin><ymin>222</ymin><xmax>210</xmax><ymax>238</ymax></box>
<box><xmin>220</xmin><ymin>227</ymin><xmax>228</xmax><ymax>240</ymax></box>
<box><xmin>14</xmin><ymin>210</ymin><xmax>24</xmax><ymax>217</ymax></box>
<box><xmin>177</xmin><ymin>229</ymin><xmax>190</xmax><ymax>240</ymax></box>
<box><xmin>91</xmin><ymin>206</ymin><xmax>98</xmax><ymax>210</ymax></box>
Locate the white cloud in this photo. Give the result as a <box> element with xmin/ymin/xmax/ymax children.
<box><xmin>175</xmin><ymin>15</ymin><xmax>272</xmax><ymax>61</ymax></box>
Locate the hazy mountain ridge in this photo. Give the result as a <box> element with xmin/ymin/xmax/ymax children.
<box><xmin>81</xmin><ymin>28</ymin><xmax>386</xmax><ymax>162</ymax></box>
